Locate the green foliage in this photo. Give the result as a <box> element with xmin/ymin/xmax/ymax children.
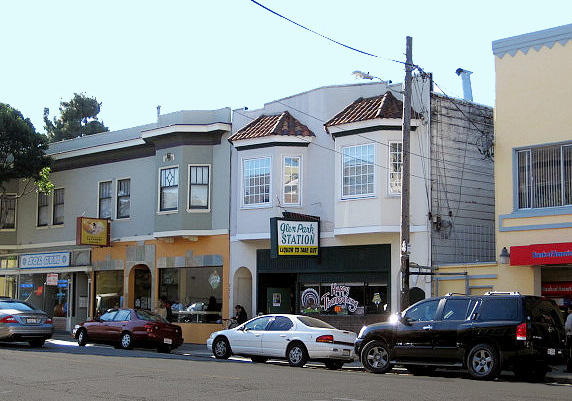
<box><xmin>0</xmin><ymin>103</ymin><xmax>52</xmax><ymax>191</ymax></box>
<box><xmin>44</xmin><ymin>92</ymin><xmax>109</xmax><ymax>142</ymax></box>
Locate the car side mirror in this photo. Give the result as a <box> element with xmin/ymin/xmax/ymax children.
<box><xmin>400</xmin><ymin>314</ymin><xmax>413</xmax><ymax>326</ymax></box>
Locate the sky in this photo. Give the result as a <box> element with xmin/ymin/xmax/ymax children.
<box><xmin>2</xmin><ymin>0</ymin><xmax>572</xmax><ymax>134</ymax></box>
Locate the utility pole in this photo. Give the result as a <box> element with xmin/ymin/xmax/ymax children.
<box><xmin>400</xmin><ymin>36</ymin><xmax>413</xmax><ymax>312</ymax></box>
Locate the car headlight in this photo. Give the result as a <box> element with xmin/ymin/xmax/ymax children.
<box><xmin>358</xmin><ymin>325</ymin><xmax>367</xmax><ymax>338</ymax></box>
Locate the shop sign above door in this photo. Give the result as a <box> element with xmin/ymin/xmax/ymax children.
<box><xmin>510</xmin><ymin>242</ymin><xmax>572</xmax><ymax>266</ymax></box>
<box><xmin>270</xmin><ymin>217</ymin><xmax>320</xmax><ymax>258</ymax></box>
<box><xmin>20</xmin><ymin>252</ymin><xmax>71</xmax><ymax>269</ymax></box>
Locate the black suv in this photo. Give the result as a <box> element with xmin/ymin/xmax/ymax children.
<box><xmin>354</xmin><ymin>292</ymin><xmax>567</xmax><ymax>381</ymax></box>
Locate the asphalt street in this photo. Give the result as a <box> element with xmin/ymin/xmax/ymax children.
<box><xmin>0</xmin><ymin>338</ymin><xmax>570</xmax><ymax>401</ymax></box>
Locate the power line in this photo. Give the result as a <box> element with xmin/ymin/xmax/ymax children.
<box><xmin>249</xmin><ymin>0</ymin><xmax>494</xmax><ymax>155</ymax></box>
<box><xmin>249</xmin><ymin>0</ymin><xmax>406</xmax><ymax>66</ymax></box>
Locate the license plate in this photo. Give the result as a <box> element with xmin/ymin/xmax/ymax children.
<box><xmin>547</xmin><ymin>348</ymin><xmax>555</xmax><ymax>356</ymax></box>
<box><xmin>342</xmin><ymin>349</ymin><xmax>350</xmax><ymax>356</ymax></box>
<box><xmin>163</xmin><ymin>338</ymin><xmax>172</xmax><ymax>345</ymax></box>
<box><xmin>26</xmin><ymin>318</ymin><xmax>38</xmax><ymax>324</ymax></box>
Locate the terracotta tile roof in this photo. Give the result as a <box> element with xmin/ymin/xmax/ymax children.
<box><xmin>229</xmin><ymin>111</ymin><xmax>314</xmax><ymax>141</ymax></box>
<box><xmin>324</xmin><ymin>91</ymin><xmax>419</xmax><ymax>130</ymax></box>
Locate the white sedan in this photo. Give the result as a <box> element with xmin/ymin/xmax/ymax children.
<box><xmin>206</xmin><ymin>314</ymin><xmax>357</xmax><ymax>369</ymax></box>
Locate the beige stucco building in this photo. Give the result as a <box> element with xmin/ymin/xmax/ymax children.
<box><xmin>439</xmin><ymin>23</ymin><xmax>572</xmax><ymax>306</ymax></box>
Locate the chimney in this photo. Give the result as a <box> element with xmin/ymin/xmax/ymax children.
<box><xmin>455</xmin><ymin>68</ymin><xmax>473</xmax><ymax>102</ymax></box>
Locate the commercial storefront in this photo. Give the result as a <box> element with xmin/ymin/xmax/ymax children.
<box><xmin>257</xmin><ymin>244</ymin><xmax>391</xmax><ymax>333</ymax></box>
<box><xmin>510</xmin><ymin>241</ymin><xmax>572</xmax><ymax>310</ymax></box>
<box><xmin>0</xmin><ymin>251</ymin><xmax>91</xmax><ymax>332</ymax></box>
<box><xmin>91</xmin><ymin>235</ymin><xmax>229</xmax><ymax>344</ymax></box>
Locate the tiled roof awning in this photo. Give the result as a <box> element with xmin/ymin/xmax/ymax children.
<box><xmin>229</xmin><ymin>111</ymin><xmax>314</xmax><ymax>142</ymax></box>
<box><xmin>324</xmin><ymin>91</ymin><xmax>420</xmax><ymax>132</ymax></box>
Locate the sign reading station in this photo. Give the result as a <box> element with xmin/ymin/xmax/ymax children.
<box><xmin>271</xmin><ymin>217</ymin><xmax>319</xmax><ymax>257</ymax></box>
<box><xmin>76</xmin><ymin>217</ymin><xmax>110</xmax><ymax>246</ymax></box>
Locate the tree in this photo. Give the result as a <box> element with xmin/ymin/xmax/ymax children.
<box><xmin>0</xmin><ymin>103</ymin><xmax>53</xmax><ymax>227</ymax></box>
<box><xmin>44</xmin><ymin>92</ymin><xmax>109</xmax><ymax>142</ymax></box>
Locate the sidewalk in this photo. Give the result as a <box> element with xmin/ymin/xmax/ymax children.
<box><xmin>51</xmin><ymin>332</ymin><xmax>572</xmax><ymax>384</ymax></box>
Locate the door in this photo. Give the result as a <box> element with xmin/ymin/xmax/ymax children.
<box><xmin>431</xmin><ymin>298</ymin><xmax>476</xmax><ymax>362</ymax></box>
<box><xmin>89</xmin><ymin>309</ymin><xmax>118</xmax><ymax>341</ymax></box>
<box><xmin>267</xmin><ymin>288</ymin><xmax>291</xmax><ymax>314</ymax></box>
<box><xmin>261</xmin><ymin>316</ymin><xmax>294</xmax><ymax>357</ymax></box>
<box><xmin>105</xmin><ymin>309</ymin><xmax>131</xmax><ymax>342</ymax></box>
<box><xmin>393</xmin><ymin>299</ymin><xmax>440</xmax><ymax>361</ymax></box>
<box><xmin>229</xmin><ymin>316</ymin><xmax>272</xmax><ymax>355</ymax></box>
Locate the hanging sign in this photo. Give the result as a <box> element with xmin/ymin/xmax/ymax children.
<box><xmin>76</xmin><ymin>217</ymin><xmax>110</xmax><ymax>246</ymax></box>
<box><xmin>46</xmin><ymin>273</ymin><xmax>58</xmax><ymax>286</ymax></box>
<box><xmin>270</xmin><ymin>217</ymin><xmax>320</xmax><ymax>257</ymax></box>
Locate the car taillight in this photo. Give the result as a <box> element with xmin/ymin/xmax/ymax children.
<box><xmin>45</xmin><ymin>317</ymin><xmax>53</xmax><ymax>324</ymax></box>
<box><xmin>316</xmin><ymin>334</ymin><xmax>334</xmax><ymax>343</ymax></box>
<box><xmin>516</xmin><ymin>322</ymin><xmax>527</xmax><ymax>340</ymax></box>
<box><xmin>0</xmin><ymin>315</ymin><xmax>17</xmax><ymax>323</ymax></box>
<box><xmin>144</xmin><ymin>323</ymin><xmax>160</xmax><ymax>332</ymax></box>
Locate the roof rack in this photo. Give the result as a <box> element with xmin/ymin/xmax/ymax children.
<box><xmin>445</xmin><ymin>292</ymin><xmax>466</xmax><ymax>296</ymax></box>
<box><xmin>484</xmin><ymin>291</ymin><xmax>521</xmax><ymax>296</ymax></box>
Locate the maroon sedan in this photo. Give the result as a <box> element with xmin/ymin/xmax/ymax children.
<box><xmin>72</xmin><ymin>308</ymin><xmax>183</xmax><ymax>353</ymax></box>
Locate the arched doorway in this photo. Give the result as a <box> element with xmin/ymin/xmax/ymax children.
<box><xmin>233</xmin><ymin>267</ymin><xmax>252</xmax><ymax>320</ymax></box>
<box><xmin>130</xmin><ymin>265</ymin><xmax>151</xmax><ymax>310</ymax></box>
<box><xmin>410</xmin><ymin>287</ymin><xmax>426</xmax><ymax>306</ymax></box>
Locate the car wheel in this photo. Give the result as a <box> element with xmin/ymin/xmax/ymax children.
<box><xmin>28</xmin><ymin>339</ymin><xmax>45</xmax><ymax>347</ymax></box>
<box><xmin>286</xmin><ymin>342</ymin><xmax>308</xmax><ymax>367</ymax></box>
<box><xmin>251</xmin><ymin>356</ymin><xmax>268</xmax><ymax>363</ymax></box>
<box><xmin>361</xmin><ymin>340</ymin><xmax>393</xmax><ymax>374</ymax></box>
<box><xmin>212</xmin><ymin>337</ymin><xmax>231</xmax><ymax>359</ymax></box>
<box><xmin>77</xmin><ymin>329</ymin><xmax>88</xmax><ymax>346</ymax></box>
<box><xmin>324</xmin><ymin>360</ymin><xmax>344</xmax><ymax>370</ymax></box>
<box><xmin>513</xmin><ymin>363</ymin><xmax>548</xmax><ymax>382</ymax></box>
<box><xmin>407</xmin><ymin>365</ymin><xmax>436</xmax><ymax>376</ymax></box>
<box><xmin>120</xmin><ymin>332</ymin><xmax>134</xmax><ymax>350</ymax></box>
<box><xmin>467</xmin><ymin>343</ymin><xmax>500</xmax><ymax>380</ymax></box>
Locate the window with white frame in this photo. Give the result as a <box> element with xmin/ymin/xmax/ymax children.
<box><xmin>283</xmin><ymin>156</ymin><xmax>300</xmax><ymax>205</ymax></box>
<box><xmin>98</xmin><ymin>181</ymin><xmax>112</xmax><ymax>219</ymax></box>
<box><xmin>116</xmin><ymin>179</ymin><xmax>131</xmax><ymax>219</ymax></box>
<box><xmin>517</xmin><ymin>144</ymin><xmax>572</xmax><ymax>209</ymax></box>
<box><xmin>160</xmin><ymin>166</ymin><xmax>179</xmax><ymax>211</ymax></box>
<box><xmin>243</xmin><ymin>157</ymin><xmax>271</xmax><ymax>206</ymax></box>
<box><xmin>52</xmin><ymin>188</ymin><xmax>64</xmax><ymax>225</ymax></box>
<box><xmin>389</xmin><ymin>141</ymin><xmax>403</xmax><ymax>194</ymax></box>
<box><xmin>342</xmin><ymin>143</ymin><xmax>374</xmax><ymax>198</ymax></box>
<box><xmin>188</xmin><ymin>165</ymin><xmax>210</xmax><ymax>210</ymax></box>
<box><xmin>37</xmin><ymin>192</ymin><xmax>49</xmax><ymax>227</ymax></box>
<box><xmin>0</xmin><ymin>195</ymin><xmax>16</xmax><ymax>230</ymax></box>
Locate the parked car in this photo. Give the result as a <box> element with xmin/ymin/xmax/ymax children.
<box><xmin>355</xmin><ymin>292</ymin><xmax>567</xmax><ymax>381</ymax></box>
<box><xmin>72</xmin><ymin>308</ymin><xmax>183</xmax><ymax>353</ymax></box>
<box><xmin>0</xmin><ymin>298</ymin><xmax>54</xmax><ymax>347</ymax></box>
<box><xmin>206</xmin><ymin>314</ymin><xmax>357</xmax><ymax>369</ymax></box>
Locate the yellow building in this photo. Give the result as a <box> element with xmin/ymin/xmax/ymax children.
<box><xmin>491</xmin><ymin>23</ymin><xmax>572</xmax><ymax>306</ymax></box>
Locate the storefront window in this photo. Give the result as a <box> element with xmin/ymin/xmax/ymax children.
<box><xmin>0</xmin><ymin>275</ymin><xmax>17</xmax><ymax>298</ymax></box>
<box><xmin>159</xmin><ymin>266</ymin><xmax>222</xmax><ymax>324</ymax></box>
<box><xmin>19</xmin><ymin>273</ymin><xmax>70</xmax><ymax>317</ymax></box>
<box><xmin>94</xmin><ymin>270</ymin><xmax>123</xmax><ymax>316</ymax></box>
<box><xmin>0</xmin><ymin>255</ymin><xmax>17</xmax><ymax>269</ymax></box>
<box><xmin>300</xmin><ymin>282</ymin><xmax>388</xmax><ymax>315</ymax></box>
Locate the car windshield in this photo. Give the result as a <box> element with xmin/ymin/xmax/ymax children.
<box><xmin>297</xmin><ymin>316</ymin><xmax>336</xmax><ymax>329</ymax></box>
<box><xmin>0</xmin><ymin>300</ymin><xmax>37</xmax><ymax>312</ymax></box>
<box><xmin>136</xmin><ymin>309</ymin><xmax>168</xmax><ymax>323</ymax></box>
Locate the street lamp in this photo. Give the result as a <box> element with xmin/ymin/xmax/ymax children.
<box><xmin>352</xmin><ymin>70</ymin><xmax>392</xmax><ymax>83</ymax></box>
<box><xmin>499</xmin><ymin>247</ymin><xmax>510</xmax><ymax>264</ymax></box>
